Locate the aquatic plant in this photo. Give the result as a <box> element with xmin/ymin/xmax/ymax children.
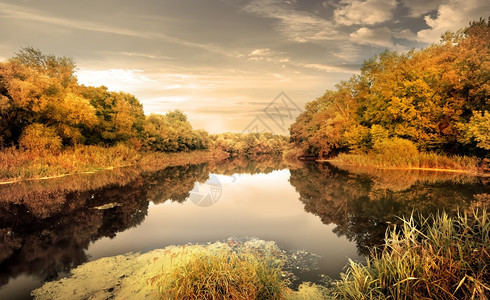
<box><xmin>336</xmin><ymin>208</ymin><xmax>489</xmax><ymax>299</ymax></box>
<box><xmin>0</xmin><ymin>144</ymin><xmax>215</xmax><ymax>183</ymax></box>
<box><xmin>330</xmin><ymin>151</ymin><xmax>481</xmax><ymax>173</ymax></box>
<box><xmin>147</xmin><ymin>243</ymin><xmax>289</xmax><ymax>300</ymax></box>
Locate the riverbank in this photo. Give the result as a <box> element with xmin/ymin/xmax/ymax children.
<box><xmin>337</xmin><ymin>209</ymin><xmax>489</xmax><ymax>299</ymax></box>
<box><xmin>31</xmin><ymin>210</ymin><xmax>488</xmax><ymax>300</ymax></box>
<box><xmin>31</xmin><ymin>239</ymin><xmax>333</xmax><ymax>300</ymax></box>
<box><xmin>0</xmin><ymin>145</ymin><xmax>229</xmax><ymax>184</ymax></box>
<box><xmin>317</xmin><ymin>152</ymin><xmax>486</xmax><ymax>175</ymax></box>
<box><xmin>31</xmin><ymin>209</ymin><xmax>488</xmax><ymax>299</ymax></box>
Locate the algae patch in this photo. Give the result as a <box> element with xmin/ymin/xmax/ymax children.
<box><xmin>31</xmin><ymin>238</ymin><xmax>332</xmax><ymax>300</ymax></box>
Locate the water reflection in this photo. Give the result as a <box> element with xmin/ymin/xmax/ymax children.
<box><xmin>0</xmin><ymin>157</ymin><xmax>487</xmax><ymax>299</ymax></box>
<box><xmin>0</xmin><ymin>157</ymin><xmax>289</xmax><ymax>297</ymax></box>
<box><xmin>0</xmin><ymin>177</ymin><xmax>149</xmax><ymax>288</ymax></box>
<box><xmin>289</xmin><ymin>162</ymin><xmax>488</xmax><ymax>255</ymax></box>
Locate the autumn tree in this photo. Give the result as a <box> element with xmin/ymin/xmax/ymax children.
<box><xmin>0</xmin><ymin>48</ymin><xmax>97</xmax><ymax>147</ymax></box>
<box><xmin>210</xmin><ymin>132</ymin><xmax>287</xmax><ymax>156</ymax></box>
<box><xmin>11</xmin><ymin>47</ymin><xmax>77</xmax><ymax>87</ymax></box>
<box><xmin>78</xmin><ymin>85</ymin><xmax>144</xmax><ymax>146</ymax></box>
<box><xmin>290</xmin><ymin>20</ymin><xmax>489</xmax><ymax>158</ymax></box>
<box><xmin>142</xmin><ymin>111</ymin><xmax>210</xmax><ymax>152</ymax></box>
<box><xmin>289</xmin><ymin>81</ymin><xmax>359</xmax><ymax>156</ymax></box>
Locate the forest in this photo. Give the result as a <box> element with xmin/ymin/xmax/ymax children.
<box><xmin>1</xmin><ymin>20</ymin><xmax>488</xmax><ymax>182</ymax></box>
<box><xmin>0</xmin><ymin>47</ymin><xmax>286</xmax><ymax>181</ymax></box>
<box><xmin>289</xmin><ymin>19</ymin><xmax>489</xmax><ymax>160</ymax></box>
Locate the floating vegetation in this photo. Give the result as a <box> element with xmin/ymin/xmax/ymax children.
<box><xmin>31</xmin><ymin>238</ymin><xmax>330</xmax><ymax>300</ymax></box>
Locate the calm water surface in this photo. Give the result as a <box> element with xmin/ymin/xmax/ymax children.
<box><xmin>0</xmin><ymin>158</ymin><xmax>487</xmax><ymax>299</ymax></box>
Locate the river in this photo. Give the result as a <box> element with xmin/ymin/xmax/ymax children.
<box><xmin>0</xmin><ymin>157</ymin><xmax>487</xmax><ymax>299</ymax></box>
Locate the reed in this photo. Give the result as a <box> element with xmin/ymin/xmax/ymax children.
<box><xmin>335</xmin><ymin>208</ymin><xmax>489</xmax><ymax>299</ymax></box>
<box><xmin>147</xmin><ymin>243</ymin><xmax>289</xmax><ymax>300</ymax></box>
<box><xmin>0</xmin><ymin>145</ymin><xmax>139</xmax><ymax>181</ymax></box>
<box><xmin>0</xmin><ymin>145</ymin><xmax>218</xmax><ymax>183</ymax></box>
<box><xmin>330</xmin><ymin>151</ymin><xmax>481</xmax><ymax>173</ymax></box>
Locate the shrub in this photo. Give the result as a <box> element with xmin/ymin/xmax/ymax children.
<box><xmin>373</xmin><ymin>138</ymin><xmax>419</xmax><ymax>161</ymax></box>
<box><xmin>19</xmin><ymin>123</ymin><xmax>62</xmax><ymax>153</ymax></box>
<box><xmin>369</xmin><ymin>124</ymin><xmax>389</xmax><ymax>146</ymax></box>
<box><xmin>459</xmin><ymin>110</ymin><xmax>490</xmax><ymax>151</ymax></box>
<box><xmin>148</xmin><ymin>244</ymin><xmax>289</xmax><ymax>300</ymax></box>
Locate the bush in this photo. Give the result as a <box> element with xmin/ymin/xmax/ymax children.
<box><xmin>19</xmin><ymin>123</ymin><xmax>62</xmax><ymax>153</ymax></box>
<box><xmin>148</xmin><ymin>244</ymin><xmax>289</xmax><ymax>300</ymax></box>
<box><xmin>336</xmin><ymin>209</ymin><xmax>489</xmax><ymax>299</ymax></box>
<box><xmin>372</xmin><ymin>138</ymin><xmax>419</xmax><ymax>166</ymax></box>
<box><xmin>373</xmin><ymin>137</ymin><xmax>418</xmax><ymax>157</ymax></box>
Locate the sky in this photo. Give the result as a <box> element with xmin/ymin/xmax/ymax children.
<box><xmin>0</xmin><ymin>0</ymin><xmax>488</xmax><ymax>133</ymax></box>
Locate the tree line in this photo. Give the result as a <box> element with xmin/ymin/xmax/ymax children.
<box><xmin>0</xmin><ymin>47</ymin><xmax>286</xmax><ymax>156</ymax></box>
<box><xmin>289</xmin><ymin>19</ymin><xmax>489</xmax><ymax>158</ymax></box>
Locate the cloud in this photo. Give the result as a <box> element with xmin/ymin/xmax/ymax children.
<box><xmin>298</xmin><ymin>63</ymin><xmax>360</xmax><ymax>73</ymax></box>
<box><xmin>400</xmin><ymin>0</ymin><xmax>449</xmax><ymax>17</ymax></box>
<box><xmin>0</xmin><ymin>2</ymin><xmax>153</xmax><ymax>39</ymax></box>
<box><xmin>334</xmin><ymin>0</ymin><xmax>398</xmax><ymax>26</ymax></box>
<box><xmin>350</xmin><ymin>27</ymin><xmax>394</xmax><ymax>47</ymax></box>
<box><xmin>248</xmin><ymin>48</ymin><xmax>276</xmax><ymax>60</ymax></box>
<box><xmin>249</xmin><ymin>48</ymin><xmax>273</xmax><ymax>57</ymax></box>
<box><xmin>393</xmin><ymin>29</ymin><xmax>418</xmax><ymax>41</ymax></box>
<box><xmin>242</xmin><ymin>0</ymin><xmax>365</xmax><ymax>61</ymax></box>
<box><xmin>272</xmin><ymin>73</ymin><xmax>291</xmax><ymax>82</ymax></box>
<box><xmin>243</xmin><ymin>0</ymin><xmax>339</xmax><ymax>43</ymax></box>
<box><xmin>114</xmin><ymin>52</ymin><xmax>175</xmax><ymax>60</ymax></box>
<box><xmin>77</xmin><ymin>69</ymin><xmax>154</xmax><ymax>92</ymax></box>
<box><xmin>416</xmin><ymin>0</ymin><xmax>490</xmax><ymax>43</ymax></box>
<box><xmin>0</xmin><ymin>2</ymin><xmax>240</xmax><ymax>59</ymax></box>
<box><xmin>247</xmin><ymin>48</ymin><xmax>290</xmax><ymax>63</ymax></box>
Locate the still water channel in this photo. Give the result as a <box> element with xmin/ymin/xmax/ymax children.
<box><xmin>0</xmin><ymin>158</ymin><xmax>487</xmax><ymax>299</ymax></box>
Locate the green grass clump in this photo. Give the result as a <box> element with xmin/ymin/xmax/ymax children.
<box><xmin>336</xmin><ymin>208</ymin><xmax>489</xmax><ymax>299</ymax></box>
<box><xmin>148</xmin><ymin>243</ymin><xmax>289</xmax><ymax>300</ymax></box>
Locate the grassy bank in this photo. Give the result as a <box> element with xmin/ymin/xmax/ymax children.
<box><xmin>147</xmin><ymin>243</ymin><xmax>334</xmax><ymax>300</ymax></box>
<box><xmin>0</xmin><ymin>145</ymin><xmax>220</xmax><ymax>183</ymax></box>
<box><xmin>31</xmin><ymin>210</ymin><xmax>488</xmax><ymax>299</ymax></box>
<box><xmin>336</xmin><ymin>209</ymin><xmax>489</xmax><ymax>299</ymax></box>
<box><xmin>32</xmin><ymin>239</ymin><xmax>332</xmax><ymax>300</ymax></box>
<box><xmin>148</xmin><ymin>243</ymin><xmax>289</xmax><ymax>299</ymax></box>
<box><xmin>322</xmin><ymin>151</ymin><xmax>482</xmax><ymax>174</ymax></box>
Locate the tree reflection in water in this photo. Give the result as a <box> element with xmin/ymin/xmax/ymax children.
<box><xmin>0</xmin><ymin>156</ymin><xmax>287</xmax><ymax>290</ymax></box>
<box><xmin>0</xmin><ymin>157</ymin><xmax>486</xmax><ymax>294</ymax></box>
<box><xmin>289</xmin><ymin>162</ymin><xmax>488</xmax><ymax>255</ymax></box>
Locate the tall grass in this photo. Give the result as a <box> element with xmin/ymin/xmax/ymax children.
<box><xmin>336</xmin><ymin>208</ymin><xmax>489</xmax><ymax>299</ymax></box>
<box><xmin>147</xmin><ymin>243</ymin><xmax>289</xmax><ymax>300</ymax></box>
<box><xmin>0</xmin><ymin>145</ymin><xmax>139</xmax><ymax>181</ymax></box>
<box><xmin>331</xmin><ymin>152</ymin><xmax>481</xmax><ymax>173</ymax></box>
<box><xmin>0</xmin><ymin>145</ymin><xmax>217</xmax><ymax>183</ymax></box>
<box><xmin>326</xmin><ymin>137</ymin><xmax>482</xmax><ymax>172</ymax></box>
<box><xmin>146</xmin><ymin>242</ymin><xmax>336</xmax><ymax>300</ymax></box>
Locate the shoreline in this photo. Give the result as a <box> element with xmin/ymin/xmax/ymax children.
<box><xmin>0</xmin><ymin>147</ymin><xmax>288</xmax><ymax>185</ymax></box>
<box><xmin>31</xmin><ymin>239</ymin><xmax>334</xmax><ymax>300</ymax></box>
<box><xmin>0</xmin><ymin>165</ymin><xmax>129</xmax><ymax>185</ymax></box>
<box><xmin>0</xmin><ymin>147</ymin><xmax>222</xmax><ymax>185</ymax></box>
<box><xmin>318</xmin><ymin>159</ymin><xmax>486</xmax><ymax>176</ymax></box>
